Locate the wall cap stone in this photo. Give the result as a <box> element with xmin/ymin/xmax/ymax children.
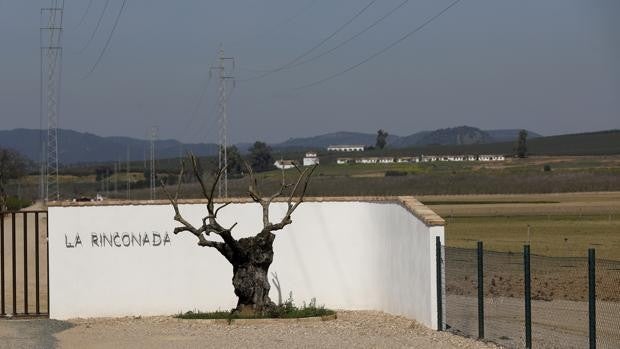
<box><xmin>47</xmin><ymin>196</ymin><xmax>445</xmax><ymax>227</ymax></box>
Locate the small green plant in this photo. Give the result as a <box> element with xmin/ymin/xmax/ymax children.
<box><xmin>175</xmin><ymin>293</ymin><xmax>335</xmax><ymax>320</ymax></box>
<box><xmin>543</xmin><ymin>164</ymin><xmax>552</xmax><ymax>172</ymax></box>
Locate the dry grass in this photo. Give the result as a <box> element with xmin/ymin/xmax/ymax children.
<box><xmin>424</xmin><ymin>192</ymin><xmax>620</xmax><ymax>260</ymax></box>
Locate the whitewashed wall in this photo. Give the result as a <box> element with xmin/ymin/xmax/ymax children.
<box><xmin>48</xmin><ymin>201</ymin><xmax>444</xmax><ymax>329</ymax></box>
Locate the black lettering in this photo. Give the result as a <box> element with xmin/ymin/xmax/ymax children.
<box><xmin>91</xmin><ymin>233</ymin><xmax>99</xmax><ymax>247</ymax></box>
<box><xmin>75</xmin><ymin>234</ymin><xmax>83</xmax><ymax>247</ymax></box>
<box><xmin>163</xmin><ymin>233</ymin><xmax>171</xmax><ymax>246</ymax></box>
<box><xmin>113</xmin><ymin>233</ymin><xmax>121</xmax><ymax>247</ymax></box>
<box><xmin>65</xmin><ymin>234</ymin><xmax>74</xmax><ymax>248</ymax></box>
<box><xmin>104</xmin><ymin>234</ymin><xmax>113</xmax><ymax>247</ymax></box>
<box><xmin>142</xmin><ymin>233</ymin><xmax>150</xmax><ymax>245</ymax></box>
<box><xmin>153</xmin><ymin>232</ymin><xmax>161</xmax><ymax>246</ymax></box>
<box><xmin>122</xmin><ymin>234</ymin><xmax>131</xmax><ymax>247</ymax></box>
<box><xmin>131</xmin><ymin>233</ymin><xmax>141</xmax><ymax>246</ymax></box>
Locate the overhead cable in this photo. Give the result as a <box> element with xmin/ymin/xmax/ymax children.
<box><xmin>283</xmin><ymin>0</ymin><xmax>412</xmax><ymax>71</ymax></box>
<box><xmin>74</xmin><ymin>0</ymin><xmax>94</xmax><ymax>29</ymax></box>
<box><xmin>82</xmin><ymin>0</ymin><xmax>129</xmax><ymax>79</ymax></box>
<box><xmin>78</xmin><ymin>0</ymin><xmax>110</xmax><ymax>53</ymax></box>
<box><xmin>292</xmin><ymin>0</ymin><xmax>463</xmax><ymax>90</ymax></box>
<box><xmin>239</xmin><ymin>0</ymin><xmax>378</xmax><ymax>82</ymax></box>
<box><xmin>231</xmin><ymin>0</ymin><xmax>320</xmax><ymax>48</ymax></box>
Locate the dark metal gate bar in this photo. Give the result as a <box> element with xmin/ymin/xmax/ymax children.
<box><xmin>0</xmin><ymin>211</ymin><xmax>49</xmax><ymax>318</ymax></box>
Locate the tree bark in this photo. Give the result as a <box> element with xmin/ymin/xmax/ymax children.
<box><xmin>229</xmin><ymin>231</ymin><xmax>276</xmax><ymax>315</ymax></box>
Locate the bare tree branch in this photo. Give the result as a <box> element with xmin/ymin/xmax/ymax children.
<box><xmin>244</xmin><ymin>163</ymin><xmax>317</xmax><ymax>233</ymax></box>
<box><xmin>161</xmin><ymin>154</ymin><xmax>239</xmax><ymax>254</ymax></box>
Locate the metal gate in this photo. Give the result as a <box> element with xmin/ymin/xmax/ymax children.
<box><xmin>0</xmin><ymin>211</ymin><xmax>49</xmax><ymax>318</ymax></box>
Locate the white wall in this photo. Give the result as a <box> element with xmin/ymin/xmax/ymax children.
<box><xmin>48</xmin><ymin>201</ymin><xmax>444</xmax><ymax>329</ymax></box>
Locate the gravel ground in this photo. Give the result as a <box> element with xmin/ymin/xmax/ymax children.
<box><xmin>0</xmin><ymin>318</ymin><xmax>72</xmax><ymax>349</ymax></box>
<box><xmin>1</xmin><ymin>311</ymin><xmax>497</xmax><ymax>349</ymax></box>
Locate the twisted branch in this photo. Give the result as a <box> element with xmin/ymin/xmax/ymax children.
<box><xmin>160</xmin><ymin>153</ymin><xmax>238</xmax><ymax>258</ymax></box>
<box><xmin>244</xmin><ymin>161</ymin><xmax>317</xmax><ymax>233</ymax></box>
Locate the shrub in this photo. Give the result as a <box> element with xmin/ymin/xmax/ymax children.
<box><xmin>543</xmin><ymin>164</ymin><xmax>552</xmax><ymax>172</ymax></box>
<box><xmin>385</xmin><ymin>170</ymin><xmax>407</xmax><ymax>177</ymax></box>
<box><xmin>4</xmin><ymin>196</ymin><xmax>32</xmax><ymax>211</ymax></box>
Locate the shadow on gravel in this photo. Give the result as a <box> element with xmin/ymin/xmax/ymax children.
<box><xmin>0</xmin><ymin>319</ymin><xmax>74</xmax><ymax>349</ymax></box>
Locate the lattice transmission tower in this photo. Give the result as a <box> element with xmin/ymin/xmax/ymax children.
<box><xmin>210</xmin><ymin>46</ymin><xmax>235</xmax><ymax>198</ymax></box>
<box><xmin>40</xmin><ymin>0</ymin><xmax>64</xmax><ymax>201</ymax></box>
<box><xmin>149</xmin><ymin>126</ymin><xmax>158</xmax><ymax>200</ymax></box>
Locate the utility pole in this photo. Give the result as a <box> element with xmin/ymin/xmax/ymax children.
<box><xmin>126</xmin><ymin>147</ymin><xmax>131</xmax><ymax>200</ymax></box>
<box><xmin>210</xmin><ymin>45</ymin><xmax>235</xmax><ymax>198</ymax></box>
<box><xmin>114</xmin><ymin>161</ymin><xmax>119</xmax><ymax>196</ymax></box>
<box><xmin>40</xmin><ymin>0</ymin><xmax>64</xmax><ymax>201</ymax></box>
<box><xmin>150</xmin><ymin>126</ymin><xmax>158</xmax><ymax>200</ymax></box>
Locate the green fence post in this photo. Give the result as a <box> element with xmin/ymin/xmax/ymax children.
<box><xmin>436</xmin><ymin>236</ymin><xmax>443</xmax><ymax>331</ymax></box>
<box><xmin>524</xmin><ymin>245</ymin><xmax>532</xmax><ymax>349</ymax></box>
<box><xmin>477</xmin><ymin>241</ymin><xmax>484</xmax><ymax>339</ymax></box>
<box><xmin>588</xmin><ymin>248</ymin><xmax>596</xmax><ymax>349</ymax></box>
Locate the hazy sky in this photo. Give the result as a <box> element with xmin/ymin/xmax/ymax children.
<box><xmin>0</xmin><ymin>0</ymin><xmax>618</xmax><ymax>143</ymax></box>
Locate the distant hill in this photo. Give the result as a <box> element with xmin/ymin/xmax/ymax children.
<box><xmin>405</xmin><ymin>130</ymin><xmax>620</xmax><ymax>156</ymax></box>
<box><xmin>274</xmin><ymin>131</ymin><xmax>400</xmax><ymax>150</ymax></box>
<box><xmin>276</xmin><ymin>126</ymin><xmax>541</xmax><ymax>150</ymax></box>
<box><xmin>0</xmin><ymin>129</ymin><xmax>219</xmax><ymax>164</ymax></box>
<box><xmin>392</xmin><ymin>126</ymin><xmax>492</xmax><ymax>147</ymax></box>
<box><xmin>6</xmin><ymin>127</ymin><xmax>609</xmax><ymax>165</ymax></box>
<box><xmin>485</xmin><ymin>129</ymin><xmax>542</xmax><ymax>143</ymax></box>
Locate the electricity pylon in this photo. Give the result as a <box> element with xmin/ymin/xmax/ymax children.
<box><xmin>210</xmin><ymin>46</ymin><xmax>235</xmax><ymax>198</ymax></box>
<box><xmin>150</xmin><ymin>126</ymin><xmax>158</xmax><ymax>200</ymax></box>
<box><xmin>40</xmin><ymin>0</ymin><xmax>64</xmax><ymax>201</ymax></box>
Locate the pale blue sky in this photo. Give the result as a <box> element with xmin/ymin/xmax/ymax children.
<box><xmin>0</xmin><ymin>0</ymin><xmax>618</xmax><ymax>143</ymax></box>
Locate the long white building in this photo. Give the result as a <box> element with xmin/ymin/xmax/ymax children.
<box><xmin>327</xmin><ymin>145</ymin><xmax>365</xmax><ymax>152</ymax></box>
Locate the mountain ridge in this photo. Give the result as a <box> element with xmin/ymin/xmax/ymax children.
<box><xmin>0</xmin><ymin>126</ymin><xmax>543</xmax><ymax>164</ymax></box>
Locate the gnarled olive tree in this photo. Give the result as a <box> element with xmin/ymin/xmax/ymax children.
<box><xmin>162</xmin><ymin>154</ymin><xmax>315</xmax><ymax>315</ymax></box>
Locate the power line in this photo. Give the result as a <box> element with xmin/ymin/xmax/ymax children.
<box><xmin>182</xmin><ymin>50</ymin><xmax>222</xmax><ymax>144</ymax></box>
<box><xmin>285</xmin><ymin>0</ymin><xmax>411</xmax><ymax>70</ymax></box>
<box><xmin>82</xmin><ymin>0</ymin><xmax>129</xmax><ymax>79</ymax></box>
<box><xmin>230</xmin><ymin>0</ymin><xmax>320</xmax><ymax>48</ymax></box>
<box><xmin>74</xmin><ymin>0</ymin><xmax>94</xmax><ymax>29</ymax></box>
<box><xmin>292</xmin><ymin>0</ymin><xmax>463</xmax><ymax>91</ymax></box>
<box><xmin>78</xmin><ymin>0</ymin><xmax>110</xmax><ymax>54</ymax></box>
<box><xmin>239</xmin><ymin>0</ymin><xmax>378</xmax><ymax>82</ymax></box>
<box><xmin>181</xmin><ymin>73</ymin><xmax>213</xmax><ymax>139</ymax></box>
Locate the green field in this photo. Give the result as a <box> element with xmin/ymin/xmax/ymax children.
<box><xmin>445</xmin><ymin>215</ymin><xmax>620</xmax><ymax>260</ymax></box>
<box><xmin>422</xmin><ymin>192</ymin><xmax>620</xmax><ymax>260</ymax></box>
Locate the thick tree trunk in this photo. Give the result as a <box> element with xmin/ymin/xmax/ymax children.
<box><xmin>230</xmin><ymin>231</ymin><xmax>276</xmax><ymax>315</ymax></box>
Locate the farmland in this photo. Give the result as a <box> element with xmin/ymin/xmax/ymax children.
<box><xmin>6</xmin><ymin>155</ymin><xmax>620</xmax><ymax>261</ymax></box>
<box><xmin>422</xmin><ymin>192</ymin><xmax>620</xmax><ymax>260</ymax></box>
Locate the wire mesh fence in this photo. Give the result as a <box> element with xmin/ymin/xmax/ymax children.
<box><xmin>444</xmin><ymin>247</ymin><xmax>478</xmax><ymax>337</ymax></box>
<box><xmin>596</xmin><ymin>258</ymin><xmax>620</xmax><ymax>348</ymax></box>
<box><xmin>442</xmin><ymin>243</ymin><xmax>620</xmax><ymax>348</ymax></box>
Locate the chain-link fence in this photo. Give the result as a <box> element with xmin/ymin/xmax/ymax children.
<box><xmin>441</xmin><ymin>243</ymin><xmax>620</xmax><ymax>348</ymax></box>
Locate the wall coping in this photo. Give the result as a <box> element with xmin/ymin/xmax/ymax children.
<box><xmin>47</xmin><ymin>196</ymin><xmax>445</xmax><ymax>227</ymax></box>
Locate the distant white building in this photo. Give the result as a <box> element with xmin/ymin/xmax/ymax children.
<box><xmin>397</xmin><ymin>157</ymin><xmax>417</xmax><ymax>163</ymax></box>
<box><xmin>378</xmin><ymin>157</ymin><xmax>394</xmax><ymax>164</ymax></box>
<box><xmin>356</xmin><ymin>157</ymin><xmax>378</xmax><ymax>164</ymax></box>
<box><xmin>467</xmin><ymin>155</ymin><xmax>477</xmax><ymax>161</ymax></box>
<box><xmin>274</xmin><ymin>160</ymin><xmax>296</xmax><ymax>170</ymax></box>
<box><xmin>327</xmin><ymin>145</ymin><xmax>365</xmax><ymax>152</ymax></box>
<box><xmin>303</xmin><ymin>152</ymin><xmax>320</xmax><ymax>166</ymax></box>
<box><xmin>479</xmin><ymin>154</ymin><xmax>505</xmax><ymax>161</ymax></box>
<box><xmin>336</xmin><ymin>158</ymin><xmax>354</xmax><ymax>165</ymax></box>
<box><xmin>421</xmin><ymin>155</ymin><xmax>438</xmax><ymax>162</ymax></box>
<box><xmin>447</xmin><ymin>155</ymin><xmax>465</xmax><ymax>161</ymax></box>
